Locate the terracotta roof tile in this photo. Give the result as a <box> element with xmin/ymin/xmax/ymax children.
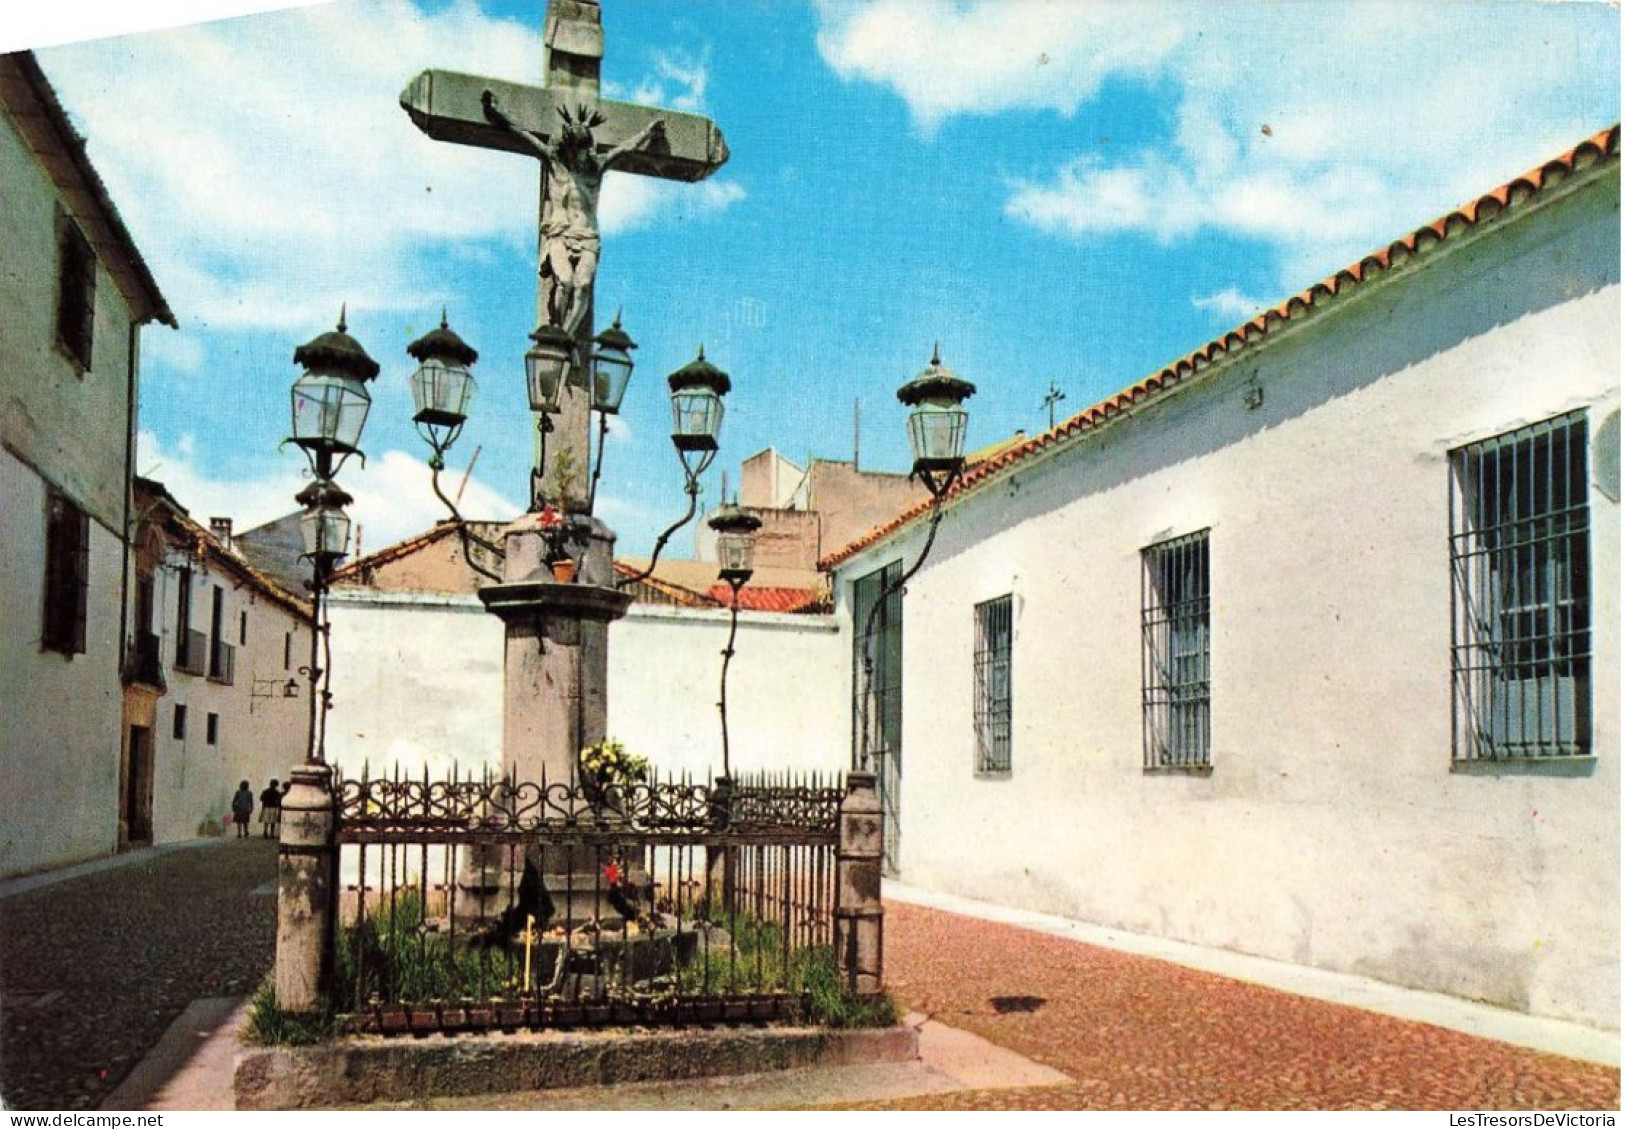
<box><xmin>820</xmin><ymin>124</ymin><xmax>1619</xmax><ymax>572</ymax></box>
<box><xmin>706</xmin><ymin>585</ymin><xmax>827</xmax><ymax>614</ymax></box>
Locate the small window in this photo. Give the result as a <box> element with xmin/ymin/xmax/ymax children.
<box><xmin>206</xmin><ymin>713</ymin><xmax>219</xmax><ymax>746</ymax></box>
<box><xmin>283</xmin><ymin>630</ymin><xmax>292</xmax><ymax>671</ymax></box>
<box><xmin>240</xmin><ymin>610</ymin><xmax>248</xmax><ymax>646</ymax></box>
<box><xmin>973</xmin><ymin>595</ymin><xmax>1013</xmax><ymax>774</ymax></box>
<box><xmin>42</xmin><ymin>490</ymin><xmax>89</xmax><ymax>655</ymax></box>
<box><xmin>1142</xmin><ymin>530</ymin><xmax>1211</xmax><ymax>770</ymax></box>
<box><xmin>56</xmin><ymin>214</ymin><xmax>96</xmax><ymax>371</ymax></box>
<box><xmin>1450</xmin><ymin>412</ymin><xmax>1590</xmax><ymax>761</ymax></box>
<box><xmin>172</xmin><ymin>703</ymin><xmax>187</xmax><ymax>741</ymax></box>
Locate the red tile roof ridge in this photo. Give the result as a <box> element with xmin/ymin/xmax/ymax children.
<box><xmin>331</xmin><ymin>522</ymin><xmax>462</xmax><ymax>582</ymax></box>
<box><xmin>818</xmin><ymin>125</ymin><xmax>1619</xmax><ymax>572</ymax></box>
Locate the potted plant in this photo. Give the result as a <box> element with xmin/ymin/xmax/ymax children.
<box><xmin>536</xmin><ymin>504</ymin><xmax>576</xmax><ymax>582</ymax></box>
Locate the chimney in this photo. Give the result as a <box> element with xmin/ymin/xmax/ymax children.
<box><xmin>209</xmin><ymin>517</ymin><xmax>233</xmax><ymax>551</ymax></box>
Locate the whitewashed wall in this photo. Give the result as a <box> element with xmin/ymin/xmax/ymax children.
<box><xmin>836</xmin><ymin>170</ymin><xmax>1621</xmax><ymax>1029</ymax></box>
<box><xmin>0</xmin><ymin>102</ymin><xmax>142</xmax><ymax>878</ymax></box>
<box><xmin>324</xmin><ymin>591</ymin><xmax>848</xmax><ymax>785</ymax></box>
<box><xmin>147</xmin><ymin>551</ymin><xmax>312</xmax><ymax>841</ymax></box>
<box><xmin>0</xmin><ymin>450</ymin><xmax>125</xmax><ymax>876</ymax></box>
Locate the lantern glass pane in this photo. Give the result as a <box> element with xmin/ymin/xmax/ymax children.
<box><xmin>592</xmin><ymin>349</ymin><xmax>634</xmax><ymax>414</ymax></box>
<box><xmin>412</xmin><ymin>359</ymin><xmax>475</xmax><ymax>424</ymax></box>
<box><xmin>525</xmin><ymin>346</ymin><xmax>571</xmax><ymax>413</ymax></box>
<box><xmin>292</xmin><ymin>372</ymin><xmax>371</xmax><ymax>452</ymax></box>
<box><xmin>717</xmin><ymin>529</ymin><xmax>756</xmax><ymax>575</ymax></box>
<box><xmin>671</xmin><ymin>387</ymin><xmax>724</xmax><ymax>442</ymax></box>
<box><xmin>299</xmin><ymin>505</ymin><xmax>351</xmax><ymax>559</ymax></box>
<box><xmin>907</xmin><ymin>402</ymin><xmax>968</xmax><ymax>464</ymax></box>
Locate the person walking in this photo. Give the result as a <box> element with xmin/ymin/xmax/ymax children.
<box><xmin>231</xmin><ymin>780</ymin><xmax>254</xmax><ymax>839</ymax></box>
<box><xmin>258</xmin><ymin>778</ymin><xmax>283</xmax><ymax>839</ymax></box>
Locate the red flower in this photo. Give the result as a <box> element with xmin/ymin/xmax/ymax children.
<box><xmin>537</xmin><ymin>504</ymin><xmax>563</xmax><ymax>528</ymax></box>
<box><xmin>603</xmin><ymin>860</ymin><xmax>622</xmax><ymax>885</ymax></box>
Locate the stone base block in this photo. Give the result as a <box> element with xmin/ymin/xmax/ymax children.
<box><xmin>234</xmin><ymin>1024</ymin><xmax>919</xmax><ymax>1110</ymax></box>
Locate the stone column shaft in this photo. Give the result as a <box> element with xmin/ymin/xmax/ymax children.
<box><xmin>274</xmin><ymin>763</ymin><xmax>337</xmax><ymax>1013</ymax></box>
<box><xmin>835</xmin><ymin>770</ymin><xmax>885</xmax><ymax>995</ymax></box>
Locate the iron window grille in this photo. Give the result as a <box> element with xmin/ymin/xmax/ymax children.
<box><xmin>55</xmin><ymin>214</ymin><xmax>95</xmax><ymax>372</ymax></box>
<box><xmin>42</xmin><ymin>490</ymin><xmax>89</xmax><ymax>655</ymax></box>
<box><xmin>973</xmin><ymin>595</ymin><xmax>1013</xmax><ymax>774</ymax></box>
<box><xmin>1450</xmin><ymin>411</ymin><xmax>1591</xmax><ymax>761</ymax></box>
<box><xmin>1142</xmin><ymin>530</ymin><xmax>1211</xmax><ymax>770</ymax></box>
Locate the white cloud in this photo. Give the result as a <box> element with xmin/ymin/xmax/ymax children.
<box><xmin>816</xmin><ymin>0</ymin><xmax>1182</xmax><ymax>132</ymax></box>
<box><xmin>1192</xmin><ymin>288</ymin><xmax>1272</xmax><ymax>321</ymax></box>
<box><xmin>39</xmin><ymin>1</ymin><xmax>741</xmax><ymax>333</ymax></box>
<box><xmin>136</xmin><ymin>430</ymin><xmax>521</xmax><ymax>555</ymax></box>
<box><xmin>825</xmin><ymin>1</ymin><xmax>1618</xmax><ymax>292</ymax></box>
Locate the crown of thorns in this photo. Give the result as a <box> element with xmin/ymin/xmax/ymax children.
<box><xmin>557</xmin><ymin>104</ymin><xmax>607</xmax><ymax>130</ymax></box>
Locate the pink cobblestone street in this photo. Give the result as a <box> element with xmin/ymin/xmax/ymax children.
<box><xmin>839</xmin><ymin>901</ymin><xmax>1620</xmax><ymax>1111</ymax></box>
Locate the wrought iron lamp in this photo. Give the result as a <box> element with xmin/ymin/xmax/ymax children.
<box><xmin>618</xmin><ymin>346</ymin><xmax>731</xmax><ymax>589</ymax></box>
<box><xmin>288</xmin><ymin>311</ymin><xmax>377</xmax><ymax>765</ymax></box>
<box><xmin>709</xmin><ymin>503</ymin><xmax>761</xmax><ymax>780</ymax></box>
<box><xmin>409</xmin><ymin>311</ymin><xmax>478</xmax><ymax>465</ymax></box>
<box><xmin>406</xmin><ymin>315</ymin><xmax>504</xmax><ymax>583</ymax></box>
<box><xmin>857</xmin><ymin>344</ymin><xmax>976</xmax><ymax>771</ymax></box>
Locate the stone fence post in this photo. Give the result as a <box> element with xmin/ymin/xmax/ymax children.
<box><xmin>274</xmin><ymin>762</ymin><xmax>338</xmax><ymax>1013</ymax></box>
<box><xmin>835</xmin><ymin>770</ymin><xmax>884</xmax><ymax>995</ymax></box>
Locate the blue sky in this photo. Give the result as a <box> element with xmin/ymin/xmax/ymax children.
<box><xmin>22</xmin><ymin>0</ymin><xmax>1622</xmax><ymax>557</ymax></box>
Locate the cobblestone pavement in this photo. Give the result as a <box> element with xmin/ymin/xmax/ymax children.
<box><xmin>0</xmin><ymin>839</ymin><xmax>277</xmax><ymax>1111</ymax></box>
<box><xmin>825</xmin><ymin>901</ymin><xmax>1620</xmax><ymax>1111</ymax></box>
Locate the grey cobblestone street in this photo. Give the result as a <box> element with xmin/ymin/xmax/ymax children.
<box><xmin>0</xmin><ymin>839</ymin><xmax>276</xmax><ymax>1111</ymax></box>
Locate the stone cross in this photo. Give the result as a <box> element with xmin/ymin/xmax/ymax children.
<box><xmin>400</xmin><ymin>0</ymin><xmax>730</xmax><ymax>512</ymax></box>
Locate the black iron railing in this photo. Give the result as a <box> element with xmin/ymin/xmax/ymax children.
<box><xmin>328</xmin><ymin>766</ymin><xmax>845</xmax><ymax>1033</ymax></box>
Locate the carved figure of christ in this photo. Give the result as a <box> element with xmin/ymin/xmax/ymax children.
<box><xmin>399</xmin><ymin>1</ymin><xmax>728</xmax><ymax>511</ymax></box>
<box><xmin>483</xmin><ymin>92</ymin><xmax>665</xmax><ymax>338</ymax></box>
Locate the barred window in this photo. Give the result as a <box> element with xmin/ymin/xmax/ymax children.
<box><xmin>56</xmin><ymin>215</ymin><xmax>95</xmax><ymax>372</ymax></box>
<box><xmin>42</xmin><ymin>490</ymin><xmax>89</xmax><ymax>655</ymax></box>
<box><xmin>1450</xmin><ymin>412</ymin><xmax>1590</xmax><ymax>761</ymax></box>
<box><xmin>1142</xmin><ymin>530</ymin><xmax>1210</xmax><ymax>769</ymax></box>
<box><xmin>974</xmin><ymin>595</ymin><xmax>1013</xmax><ymax>774</ymax></box>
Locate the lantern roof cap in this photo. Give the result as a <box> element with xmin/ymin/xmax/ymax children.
<box><xmin>530</xmin><ymin>322</ymin><xmax>575</xmax><ymax>349</ymax></box>
<box><xmin>708</xmin><ymin>503</ymin><xmax>762</xmax><ymax>535</ymax></box>
<box><xmin>295</xmin><ymin>478</ymin><xmax>355</xmax><ymax>509</ymax></box>
<box><xmin>668</xmin><ymin>345</ymin><xmax>731</xmax><ymax>396</ymax></box>
<box><xmin>897</xmin><ymin>342</ymin><xmax>975</xmax><ymax>406</ymax></box>
<box><xmin>293</xmin><ymin>305</ymin><xmax>380</xmax><ymax>381</ymax></box>
<box><xmin>407</xmin><ymin>310</ymin><xmax>478</xmax><ymax>366</ymax></box>
<box><xmin>593</xmin><ymin>312</ymin><xmax>636</xmax><ymax>353</ymax></box>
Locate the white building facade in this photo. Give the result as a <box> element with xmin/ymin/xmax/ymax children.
<box><xmin>126</xmin><ymin>487</ymin><xmax>314</xmax><ymax>845</ymax></box>
<box><xmin>0</xmin><ymin>54</ymin><xmax>174</xmax><ymax>878</ymax></box>
<box><xmin>827</xmin><ymin>131</ymin><xmax>1620</xmax><ymax>1029</ymax></box>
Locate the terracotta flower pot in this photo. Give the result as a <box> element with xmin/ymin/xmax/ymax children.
<box><xmin>550</xmin><ymin>557</ymin><xmax>577</xmax><ymax>583</ymax></box>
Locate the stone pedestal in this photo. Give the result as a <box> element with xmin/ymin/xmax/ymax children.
<box><xmin>274</xmin><ymin>762</ymin><xmax>337</xmax><ymax>1013</ymax></box>
<box><xmin>464</xmin><ymin>513</ymin><xmax>640</xmax><ymax>931</ymax></box>
<box><xmin>478</xmin><ymin>515</ymin><xmax>631</xmax><ymax>782</ymax></box>
<box><xmin>835</xmin><ymin>770</ymin><xmax>885</xmax><ymax>995</ymax></box>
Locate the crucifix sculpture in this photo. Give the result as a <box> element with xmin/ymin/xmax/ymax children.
<box><xmin>398</xmin><ymin>3</ymin><xmax>731</xmax><ymax>928</ymax></box>
<box><xmin>400</xmin><ymin>0</ymin><xmax>729</xmax><ymax>513</ymax></box>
